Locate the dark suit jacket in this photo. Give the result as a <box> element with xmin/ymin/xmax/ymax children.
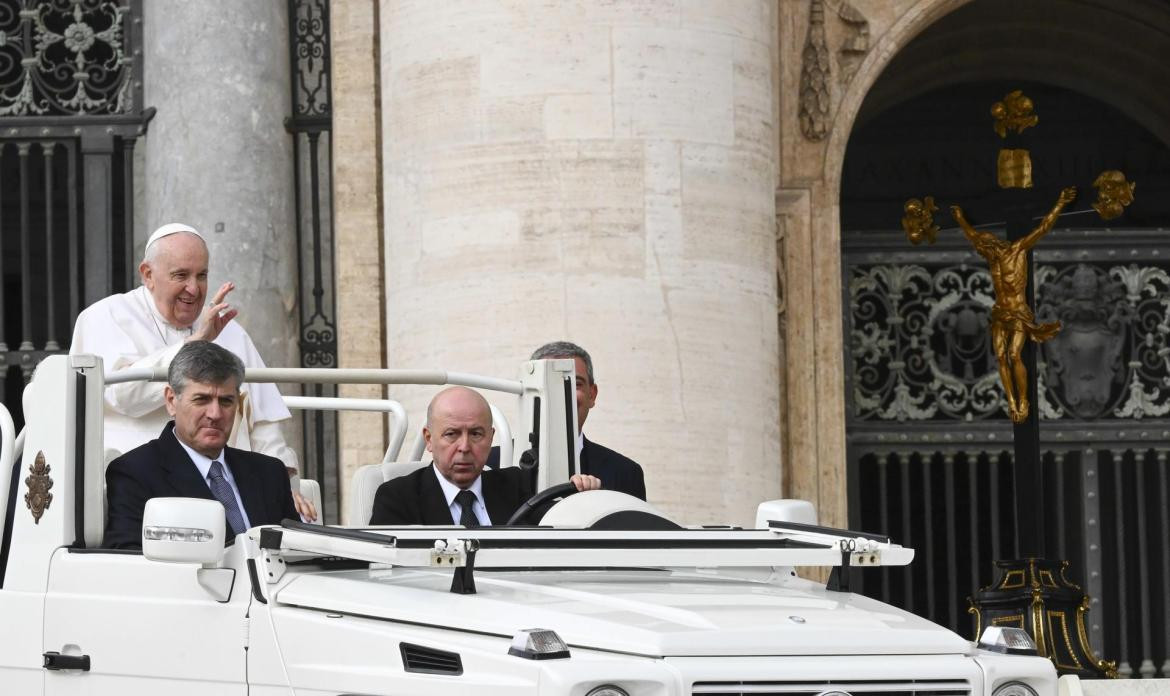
<box><xmin>104</xmin><ymin>422</ymin><xmax>298</xmax><ymax>549</ymax></box>
<box><xmin>485</xmin><ymin>436</ymin><xmax>646</xmax><ymax>500</ymax></box>
<box><xmin>580</xmin><ymin>437</ymin><xmax>646</xmax><ymax>500</ymax></box>
<box><xmin>368</xmin><ymin>465</ymin><xmax>533</xmax><ymax>525</ymax></box>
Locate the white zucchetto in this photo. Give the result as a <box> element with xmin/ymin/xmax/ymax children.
<box><xmin>145</xmin><ymin>222</ymin><xmax>205</xmax><ymax>255</ymax></box>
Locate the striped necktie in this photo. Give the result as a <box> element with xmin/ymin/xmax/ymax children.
<box><xmin>207</xmin><ymin>460</ymin><xmax>246</xmax><ymax>537</ymax></box>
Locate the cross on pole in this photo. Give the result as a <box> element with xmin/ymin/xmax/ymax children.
<box><xmin>899</xmin><ymin>89</ymin><xmax>1131</xmax><ymax>677</ymax></box>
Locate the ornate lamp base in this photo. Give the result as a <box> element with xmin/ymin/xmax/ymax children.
<box><xmin>970</xmin><ymin>558</ymin><xmax>1117</xmax><ymax>678</ymax></box>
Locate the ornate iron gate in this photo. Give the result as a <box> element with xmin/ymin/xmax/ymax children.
<box><xmin>287</xmin><ymin>0</ymin><xmax>340</xmax><ymax>522</ymax></box>
<box><xmin>844</xmin><ymin>228</ymin><xmax>1170</xmax><ymax>678</ymax></box>
<box><xmin>0</xmin><ymin>0</ymin><xmax>149</xmax><ymax>428</ymax></box>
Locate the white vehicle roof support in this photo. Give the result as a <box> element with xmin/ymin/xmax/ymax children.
<box><xmin>0</xmin><ymin>404</ymin><xmax>14</xmax><ymax>549</ymax></box>
<box><xmin>283</xmin><ymin>396</ymin><xmax>409</xmax><ymax>464</ymax></box>
<box><xmin>105</xmin><ymin>367</ymin><xmax>524</xmax><ymax>395</ymax></box>
<box><xmin>516</xmin><ymin>359</ymin><xmax>577</xmax><ymax>488</ymax></box>
<box><xmin>106</xmin><ymin>359</ymin><xmax>578</xmax><ymax>490</ymax></box>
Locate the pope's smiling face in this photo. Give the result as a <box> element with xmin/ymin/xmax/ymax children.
<box><xmin>165</xmin><ymin>378</ymin><xmax>239</xmax><ymax>459</ymax></box>
<box><xmin>140</xmin><ymin>233</ymin><xmax>209</xmax><ymax>329</ymax></box>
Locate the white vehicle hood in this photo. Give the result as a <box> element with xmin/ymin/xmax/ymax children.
<box><xmin>274</xmin><ymin>567</ymin><xmax>972</xmax><ymax>658</ymax></box>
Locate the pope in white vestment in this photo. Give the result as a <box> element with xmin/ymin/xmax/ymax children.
<box><xmin>69</xmin><ymin>223</ymin><xmax>301</xmax><ymax>480</ymax></box>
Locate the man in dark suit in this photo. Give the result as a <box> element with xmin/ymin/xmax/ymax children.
<box><xmin>488</xmin><ymin>342</ymin><xmax>646</xmax><ymax>500</ymax></box>
<box><xmin>370</xmin><ymin>386</ymin><xmax>599</xmax><ymax>525</ymax></box>
<box><xmin>104</xmin><ymin>341</ymin><xmax>298</xmax><ymax>549</ymax></box>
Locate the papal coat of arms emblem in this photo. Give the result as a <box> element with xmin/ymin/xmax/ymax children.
<box><xmin>24</xmin><ymin>452</ymin><xmax>53</xmax><ymax>524</ymax></box>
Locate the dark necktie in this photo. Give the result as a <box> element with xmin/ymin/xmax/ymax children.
<box><xmin>207</xmin><ymin>460</ymin><xmax>247</xmax><ymax>537</ymax></box>
<box><xmin>454</xmin><ymin>489</ymin><xmax>481</xmax><ymax>527</ymax></box>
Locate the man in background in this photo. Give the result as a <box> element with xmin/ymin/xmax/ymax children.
<box><xmin>490</xmin><ymin>341</ymin><xmax>646</xmax><ymax>500</ymax></box>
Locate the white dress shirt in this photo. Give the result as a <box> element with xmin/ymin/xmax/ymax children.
<box><xmin>175</xmin><ymin>438</ymin><xmax>252</xmax><ymax>530</ymax></box>
<box><xmin>431</xmin><ymin>465</ymin><xmax>492</xmax><ymax>526</ymax></box>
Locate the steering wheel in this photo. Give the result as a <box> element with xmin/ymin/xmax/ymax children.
<box><xmin>505</xmin><ymin>482</ymin><xmax>580</xmax><ymax>526</ymax></box>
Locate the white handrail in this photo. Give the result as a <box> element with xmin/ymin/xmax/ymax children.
<box><xmin>283</xmin><ymin>396</ymin><xmax>409</xmax><ymax>464</ymax></box>
<box><xmin>105</xmin><ymin>367</ymin><xmax>524</xmax><ymax>395</ymax></box>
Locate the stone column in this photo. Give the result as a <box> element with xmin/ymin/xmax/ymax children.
<box><xmin>142</xmin><ymin>1</ymin><xmax>298</xmax><ymax>372</ymax></box>
<box><xmin>380</xmin><ymin>1</ymin><xmax>781</xmax><ymax>525</ymax></box>
<box><xmin>331</xmin><ymin>0</ymin><xmax>388</xmax><ymax>522</ymax></box>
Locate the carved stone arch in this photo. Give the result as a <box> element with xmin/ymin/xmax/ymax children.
<box><xmin>781</xmin><ymin>0</ymin><xmax>973</xmax><ymax>529</ymax></box>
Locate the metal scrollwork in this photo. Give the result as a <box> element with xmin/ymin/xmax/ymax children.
<box><xmin>0</xmin><ymin>0</ymin><xmax>136</xmax><ymax>116</ymax></box>
<box><xmin>300</xmin><ymin>311</ymin><xmax>336</xmax><ymax>368</ymax></box>
<box><xmin>851</xmin><ymin>263</ymin><xmax>1004</xmax><ymax>421</ymax></box>
<box><xmin>290</xmin><ymin>0</ymin><xmax>330</xmax><ymax>118</ymax></box>
<box><xmin>851</xmin><ymin>259</ymin><xmax>1170</xmax><ymax>423</ymax></box>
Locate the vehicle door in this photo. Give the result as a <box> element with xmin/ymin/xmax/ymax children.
<box><xmin>42</xmin><ymin>547</ymin><xmax>249</xmax><ymax>695</ymax></box>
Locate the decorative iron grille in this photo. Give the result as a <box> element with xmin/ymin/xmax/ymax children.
<box><xmin>0</xmin><ymin>0</ymin><xmax>141</xmax><ymax>116</ymax></box>
<box><xmin>286</xmin><ymin>0</ymin><xmax>338</xmax><ymax>522</ymax></box>
<box><xmin>850</xmin><ymin>256</ymin><xmax>1170</xmax><ymax>423</ymax></box>
<box><xmin>844</xmin><ymin>228</ymin><xmax>1170</xmax><ymax>678</ymax></box>
<box><xmin>0</xmin><ymin>0</ymin><xmax>147</xmax><ymax>430</ymax></box>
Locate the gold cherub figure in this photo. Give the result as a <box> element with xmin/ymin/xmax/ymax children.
<box><xmin>901</xmin><ymin>196</ymin><xmax>939</xmax><ymax>245</ymax></box>
<box><xmin>1091</xmin><ymin>170</ymin><xmax>1135</xmax><ymax>221</ymax></box>
<box><xmin>950</xmin><ymin>187</ymin><xmax>1077</xmax><ymax>423</ymax></box>
<box><xmin>991</xmin><ymin>90</ymin><xmax>1038</xmax><ymax>138</ymax></box>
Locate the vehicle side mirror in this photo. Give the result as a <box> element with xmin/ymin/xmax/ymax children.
<box><xmin>142</xmin><ymin>498</ymin><xmax>226</xmax><ymax>566</ymax></box>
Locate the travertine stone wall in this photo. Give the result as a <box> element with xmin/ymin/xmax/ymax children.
<box><xmin>331</xmin><ymin>0</ymin><xmax>388</xmax><ymax>522</ymax></box>
<box><xmin>141</xmin><ymin>1</ymin><xmax>298</xmax><ymax>373</ymax></box>
<box><xmin>379</xmin><ymin>0</ymin><xmax>781</xmax><ymax>525</ymax></box>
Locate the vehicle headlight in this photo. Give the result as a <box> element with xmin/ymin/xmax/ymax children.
<box><xmin>978</xmin><ymin>626</ymin><xmax>1037</xmax><ymax>655</ymax></box>
<box><xmin>507</xmin><ymin>628</ymin><xmax>570</xmax><ymax>660</ymax></box>
<box><xmin>586</xmin><ymin>686</ymin><xmax>629</xmax><ymax>696</ymax></box>
<box><xmin>992</xmin><ymin>681</ymin><xmax>1038</xmax><ymax>696</ymax></box>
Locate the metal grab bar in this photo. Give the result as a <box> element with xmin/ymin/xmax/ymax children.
<box><xmin>105</xmin><ymin>367</ymin><xmax>524</xmax><ymax>395</ymax></box>
<box><xmin>283</xmin><ymin>396</ymin><xmax>409</xmax><ymax>465</ymax></box>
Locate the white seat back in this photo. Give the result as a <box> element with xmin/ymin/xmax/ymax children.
<box><xmin>298</xmin><ymin>479</ymin><xmax>323</xmax><ymax>525</ymax></box>
<box><xmin>349</xmin><ymin>460</ymin><xmax>429</xmax><ymax>525</ymax></box>
<box><xmin>350</xmin><ymin>400</ymin><xmax>513</xmax><ymax>525</ymax></box>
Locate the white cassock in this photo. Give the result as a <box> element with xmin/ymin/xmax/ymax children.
<box><xmin>69</xmin><ymin>285</ymin><xmax>300</xmax><ymax>476</ymax></box>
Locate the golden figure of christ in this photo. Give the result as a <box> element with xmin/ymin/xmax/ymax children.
<box><xmin>949</xmin><ymin>186</ymin><xmax>1077</xmax><ymax>423</ymax></box>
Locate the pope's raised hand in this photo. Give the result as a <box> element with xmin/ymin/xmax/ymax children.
<box><xmin>190</xmin><ymin>281</ymin><xmax>239</xmax><ymax>342</ymax></box>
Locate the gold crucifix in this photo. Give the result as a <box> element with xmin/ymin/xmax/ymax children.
<box><xmin>900</xmin><ymin>90</ymin><xmax>1135</xmax><ymax>424</ymax></box>
<box><xmin>949</xmin><ymin>187</ymin><xmax>1074</xmax><ymax>422</ymax></box>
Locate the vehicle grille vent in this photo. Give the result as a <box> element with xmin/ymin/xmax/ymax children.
<box><xmin>691</xmin><ymin>679</ymin><xmax>971</xmax><ymax>696</ymax></box>
<box><xmin>400</xmin><ymin>642</ymin><xmax>463</xmax><ymax>676</ymax></box>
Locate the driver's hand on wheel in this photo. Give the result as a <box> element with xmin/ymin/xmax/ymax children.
<box><xmin>570</xmin><ymin>474</ymin><xmax>601</xmax><ymax>492</ymax></box>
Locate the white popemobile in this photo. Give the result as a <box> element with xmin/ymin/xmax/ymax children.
<box><xmin>0</xmin><ymin>355</ymin><xmax>1064</xmax><ymax>695</ymax></box>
